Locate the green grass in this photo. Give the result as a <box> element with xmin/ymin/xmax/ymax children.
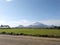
<box><xmin>0</xmin><ymin>28</ymin><xmax>60</xmax><ymax>37</ymax></box>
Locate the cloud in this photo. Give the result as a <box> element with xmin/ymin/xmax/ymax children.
<box><xmin>14</xmin><ymin>20</ymin><xmax>34</xmax><ymax>26</ymax></box>
<box><xmin>5</xmin><ymin>0</ymin><xmax>13</xmax><ymax>2</ymax></box>
<box><xmin>0</xmin><ymin>20</ymin><xmax>60</xmax><ymax>27</ymax></box>
<box><xmin>0</xmin><ymin>0</ymin><xmax>13</xmax><ymax>2</ymax></box>
<box><xmin>0</xmin><ymin>20</ymin><xmax>34</xmax><ymax>27</ymax></box>
<box><xmin>40</xmin><ymin>20</ymin><xmax>60</xmax><ymax>26</ymax></box>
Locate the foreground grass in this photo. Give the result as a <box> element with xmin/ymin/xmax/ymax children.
<box><xmin>0</xmin><ymin>28</ymin><xmax>60</xmax><ymax>38</ymax></box>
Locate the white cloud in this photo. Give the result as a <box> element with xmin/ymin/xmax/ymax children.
<box><xmin>0</xmin><ymin>20</ymin><xmax>34</xmax><ymax>27</ymax></box>
<box><xmin>0</xmin><ymin>0</ymin><xmax>13</xmax><ymax>2</ymax></box>
<box><xmin>40</xmin><ymin>20</ymin><xmax>60</xmax><ymax>26</ymax></box>
<box><xmin>14</xmin><ymin>20</ymin><xmax>34</xmax><ymax>26</ymax></box>
<box><xmin>0</xmin><ymin>20</ymin><xmax>60</xmax><ymax>27</ymax></box>
<box><xmin>5</xmin><ymin>0</ymin><xmax>13</xmax><ymax>2</ymax></box>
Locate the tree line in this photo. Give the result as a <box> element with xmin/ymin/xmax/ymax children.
<box><xmin>0</xmin><ymin>25</ymin><xmax>60</xmax><ymax>29</ymax></box>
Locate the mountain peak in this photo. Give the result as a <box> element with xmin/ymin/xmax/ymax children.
<box><xmin>33</xmin><ymin>22</ymin><xmax>46</xmax><ymax>26</ymax></box>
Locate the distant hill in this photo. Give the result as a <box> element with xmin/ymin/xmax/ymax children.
<box><xmin>15</xmin><ymin>25</ymin><xmax>24</xmax><ymax>28</ymax></box>
<box><xmin>26</xmin><ymin>22</ymin><xmax>49</xmax><ymax>28</ymax></box>
<box><xmin>16</xmin><ymin>22</ymin><xmax>54</xmax><ymax>28</ymax></box>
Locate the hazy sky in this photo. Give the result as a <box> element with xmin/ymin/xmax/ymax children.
<box><xmin>0</xmin><ymin>0</ymin><xmax>60</xmax><ymax>27</ymax></box>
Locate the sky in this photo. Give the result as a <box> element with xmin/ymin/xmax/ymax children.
<box><xmin>0</xmin><ymin>0</ymin><xmax>60</xmax><ymax>27</ymax></box>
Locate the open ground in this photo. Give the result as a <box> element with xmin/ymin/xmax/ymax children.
<box><xmin>0</xmin><ymin>35</ymin><xmax>60</xmax><ymax>45</ymax></box>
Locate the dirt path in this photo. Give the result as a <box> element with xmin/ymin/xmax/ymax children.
<box><xmin>0</xmin><ymin>35</ymin><xmax>60</xmax><ymax>45</ymax></box>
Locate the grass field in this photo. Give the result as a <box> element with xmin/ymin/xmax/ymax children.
<box><xmin>0</xmin><ymin>28</ymin><xmax>60</xmax><ymax>38</ymax></box>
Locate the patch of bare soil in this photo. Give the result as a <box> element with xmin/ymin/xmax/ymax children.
<box><xmin>0</xmin><ymin>35</ymin><xmax>60</xmax><ymax>45</ymax></box>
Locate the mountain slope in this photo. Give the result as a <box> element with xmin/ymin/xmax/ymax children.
<box><xmin>26</xmin><ymin>22</ymin><xmax>49</xmax><ymax>28</ymax></box>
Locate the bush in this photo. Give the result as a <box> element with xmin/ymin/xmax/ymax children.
<box><xmin>15</xmin><ymin>34</ymin><xmax>20</xmax><ymax>35</ymax></box>
<box><xmin>1</xmin><ymin>32</ymin><xmax>6</xmax><ymax>34</ymax></box>
<box><xmin>20</xmin><ymin>33</ymin><xmax>24</xmax><ymax>35</ymax></box>
<box><xmin>48</xmin><ymin>35</ymin><xmax>54</xmax><ymax>38</ymax></box>
<box><xmin>8</xmin><ymin>32</ymin><xmax>14</xmax><ymax>35</ymax></box>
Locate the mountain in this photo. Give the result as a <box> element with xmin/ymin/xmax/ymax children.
<box><xmin>16</xmin><ymin>25</ymin><xmax>24</xmax><ymax>28</ymax></box>
<box><xmin>15</xmin><ymin>22</ymin><xmax>55</xmax><ymax>28</ymax></box>
<box><xmin>26</xmin><ymin>22</ymin><xmax>49</xmax><ymax>28</ymax></box>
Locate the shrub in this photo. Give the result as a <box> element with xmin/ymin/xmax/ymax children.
<box><xmin>8</xmin><ymin>32</ymin><xmax>14</xmax><ymax>35</ymax></box>
<box><xmin>48</xmin><ymin>35</ymin><xmax>54</xmax><ymax>38</ymax></box>
<box><xmin>1</xmin><ymin>32</ymin><xmax>6</xmax><ymax>34</ymax></box>
<box><xmin>15</xmin><ymin>34</ymin><xmax>20</xmax><ymax>35</ymax></box>
<box><xmin>20</xmin><ymin>33</ymin><xmax>24</xmax><ymax>35</ymax></box>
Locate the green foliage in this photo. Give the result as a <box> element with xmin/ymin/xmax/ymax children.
<box><xmin>0</xmin><ymin>28</ymin><xmax>60</xmax><ymax>38</ymax></box>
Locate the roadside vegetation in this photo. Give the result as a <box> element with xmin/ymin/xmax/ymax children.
<box><xmin>0</xmin><ymin>28</ymin><xmax>60</xmax><ymax>38</ymax></box>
